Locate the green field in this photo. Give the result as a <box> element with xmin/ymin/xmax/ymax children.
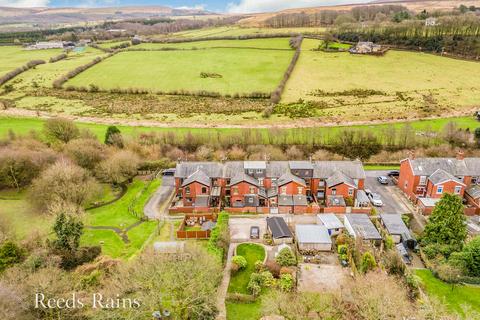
<box><xmin>282</xmin><ymin>39</ymin><xmax>480</xmax><ymax>121</ymax></box>
<box><xmin>0</xmin><ymin>46</ymin><xmax>62</xmax><ymax>76</ymax></box>
<box><xmin>415</xmin><ymin>269</ymin><xmax>480</xmax><ymax>317</ymax></box>
<box><xmin>136</xmin><ymin>37</ymin><xmax>291</xmax><ymax>50</ymax></box>
<box><xmin>66</xmin><ymin>47</ymin><xmax>293</xmax><ymax>95</ymax></box>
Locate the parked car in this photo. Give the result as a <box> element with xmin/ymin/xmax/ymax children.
<box><xmin>387</xmin><ymin>170</ymin><xmax>400</xmax><ymax>177</ymax></box>
<box><xmin>368</xmin><ymin>192</ymin><xmax>383</xmax><ymax>207</ymax></box>
<box><xmin>377</xmin><ymin>176</ymin><xmax>389</xmax><ymax>184</ymax></box>
<box><xmin>250</xmin><ymin>226</ymin><xmax>260</xmax><ymax>239</ymax></box>
<box><xmin>365</xmin><ymin>189</ymin><xmax>372</xmax><ymax>197</ymax></box>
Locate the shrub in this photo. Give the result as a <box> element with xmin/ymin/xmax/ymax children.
<box><xmin>58</xmin><ymin>246</ymin><xmax>101</xmax><ymax>270</ymax></box>
<box><xmin>385</xmin><ymin>235</ymin><xmax>394</xmax><ymax>250</ymax></box>
<box><xmin>254</xmin><ymin>260</ymin><xmax>265</xmax><ymax>272</ymax></box>
<box><xmin>226</xmin><ymin>293</ymin><xmax>256</xmax><ymax>303</ymax></box>
<box><xmin>383</xmin><ymin>250</ymin><xmax>405</xmax><ymax>276</ymax></box>
<box><xmin>360</xmin><ymin>252</ymin><xmax>377</xmax><ymax>273</ymax></box>
<box><xmin>232</xmin><ymin>255</ymin><xmax>247</xmax><ymax>270</ymax></box>
<box><xmin>279</xmin><ymin>274</ymin><xmax>294</xmax><ymax>292</ymax></box>
<box><xmin>0</xmin><ymin>59</ymin><xmax>45</xmax><ymax>86</ymax></box>
<box><xmin>0</xmin><ymin>241</ymin><xmax>25</xmax><ymax>272</ymax></box>
<box><xmin>276</xmin><ymin>247</ymin><xmax>297</xmax><ymax>267</ymax></box>
<box><xmin>44</xmin><ymin>117</ymin><xmax>80</xmax><ymax>143</ymax></box>
<box><xmin>207</xmin><ymin>212</ymin><xmax>229</xmax><ymax>262</ymax></box>
<box><xmin>260</xmin><ymin>271</ymin><xmax>276</xmax><ymax>287</ymax></box>
<box><xmin>265</xmin><ymin>260</ymin><xmax>281</xmax><ymax>277</ymax></box>
<box><xmin>279</xmin><ymin>267</ymin><xmax>294</xmax><ymax>276</ymax></box>
<box><xmin>336</xmin><ymin>233</ymin><xmax>348</xmax><ymax>246</ymax></box>
<box><xmin>337</xmin><ymin>244</ymin><xmax>348</xmax><ymax>255</ymax></box>
<box><xmin>49</xmin><ymin>53</ymin><xmax>67</xmax><ymax>63</ymax></box>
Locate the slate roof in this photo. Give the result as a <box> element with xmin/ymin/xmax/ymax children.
<box><xmin>313</xmin><ymin>161</ymin><xmax>366</xmax><ymax>179</ymax></box>
<box><xmin>380</xmin><ymin>214</ymin><xmax>410</xmax><ymax>236</ymax></box>
<box><xmin>223</xmin><ymin>161</ymin><xmax>243</xmax><ymax>178</ymax></box>
<box><xmin>293</xmin><ymin>195</ymin><xmax>308</xmax><ymax>206</ymax></box>
<box><xmin>344</xmin><ymin>214</ymin><xmax>382</xmax><ymax>240</ymax></box>
<box><xmin>326</xmin><ymin>171</ymin><xmax>356</xmax><ymax>188</ymax></box>
<box><xmin>406</xmin><ymin>158</ymin><xmax>470</xmax><ymax>176</ymax></box>
<box><xmin>289</xmin><ymin>161</ymin><xmax>314</xmax><ymax>170</ymax></box>
<box><xmin>466</xmin><ymin>185</ymin><xmax>480</xmax><ymax>199</ymax></box>
<box><xmin>277</xmin><ymin>172</ymin><xmax>306</xmax><ymax>187</ymax></box>
<box><xmin>267</xmin><ymin>217</ymin><xmax>293</xmax><ymax>239</ymax></box>
<box><xmin>229</xmin><ymin>172</ymin><xmax>260</xmax><ymax>187</ymax></box>
<box><xmin>278</xmin><ymin>195</ymin><xmax>294</xmax><ymax>206</ymax></box>
<box><xmin>265</xmin><ymin>161</ymin><xmax>290</xmax><ymax>178</ymax></box>
<box><xmin>244</xmin><ymin>161</ymin><xmax>266</xmax><ymax>169</ymax></box>
<box><xmin>182</xmin><ymin>170</ymin><xmax>211</xmax><ymax>187</ymax></box>
<box><xmin>464</xmin><ymin>158</ymin><xmax>480</xmax><ymax>176</ymax></box>
<box><xmin>193</xmin><ymin>195</ymin><xmax>209</xmax><ymax>207</ymax></box>
<box><xmin>418</xmin><ymin>197</ymin><xmax>441</xmax><ymax>207</ymax></box>
<box><xmin>175</xmin><ymin>162</ymin><xmax>223</xmax><ymax>178</ymax></box>
<box><xmin>317</xmin><ymin>214</ymin><xmax>344</xmax><ymax>230</ymax></box>
<box><xmin>327</xmin><ymin>195</ymin><xmax>346</xmax><ymax>207</ymax></box>
<box><xmin>356</xmin><ymin>190</ymin><xmax>370</xmax><ymax>204</ymax></box>
<box><xmin>295</xmin><ymin>225</ymin><xmax>332</xmax><ymax>244</ymax></box>
<box><xmin>428</xmin><ymin>169</ymin><xmax>465</xmax><ymax>186</ymax></box>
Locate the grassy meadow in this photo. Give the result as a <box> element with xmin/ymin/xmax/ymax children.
<box><xmin>282</xmin><ymin>39</ymin><xmax>480</xmax><ymax>121</ymax></box>
<box><xmin>66</xmin><ymin>48</ymin><xmax>294</xmax><ymax>95</ymax></box>
<box><xmin>0</xmin><ymin>46</ymin><xmax>62</xmax><ymax>76</ymax></box>
<box><xmin>135</xmin><ymin>37</ymin><xmax>292</xmax><ymax>50</ymax></box>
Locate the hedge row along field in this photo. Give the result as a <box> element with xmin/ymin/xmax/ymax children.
<box><xmin>0</xmin><ymin>60</ymin><xmax>46</xmax><ymax>86</ymax></box>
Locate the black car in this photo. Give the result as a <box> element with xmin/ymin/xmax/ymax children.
<box><xmin>387</xmin><ymin>170</ymin><xmax>400</xmax><ymax>177</ymax></box>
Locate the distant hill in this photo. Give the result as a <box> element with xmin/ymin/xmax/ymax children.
<box><xmin>0</xmin><ymin>5</ymin><xmax>211</xmax><ymax>26</ymax></box>
<box><xmin>238</xmin><ymin>0</ymin><xmax>480</xmax><ymax>26</ymax></box>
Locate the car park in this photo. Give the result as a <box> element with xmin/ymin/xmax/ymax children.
<box><xmin>368</xmin><ymin>192</ymin><xmax>383</xmax><ymax>207</ymax></box>
<box><xmin>377</xmin><ymin>176</ymin><xmax>388</xmax><ymax>184</ymax></box>
<box><xmin>387</xmin><ymin>170</ymin><xmax>400</xmax><ymax>177</ymax></box>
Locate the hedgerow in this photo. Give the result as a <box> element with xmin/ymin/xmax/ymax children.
<box><xmin>207</xmin><ymin>212</ymin><xmax>229</xmax><ymax>262</ymax></box>
<box><xmin>0</xmin><ymin>60</ymin><xmax>46</xmax><ymax>86</ymax></box>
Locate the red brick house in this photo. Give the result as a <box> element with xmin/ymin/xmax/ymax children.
<box><xmin>398</xmin><ymin>151</ymin><xmax>480</xmax><ymax>214</ymax></box>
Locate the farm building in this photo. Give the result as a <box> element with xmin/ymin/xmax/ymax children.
<box><xmin>380</xmin><ymin>214</ymin><xmax>410</xmax><ymax>244</ymax></box>
<box><xmin>295</xmin><ymin>224</ymin><xmax>332</xmax><ymax>251</ymax></box>
<box><xmin>317</xmin><ymin>214</ymin><xmax>344</xmax><ymax>235</ymax></box>
<box><xmin>266</xmin><ymin>217</ymin><xmax>293</xmax><ymax>244</ymax></box>
<box><xmin>344</xmin><ymin>214</ymin><xmax>382</xmax><ymax>241</ymax></box>
<box><xmin>349</xmin><ymin>41</ymin><xmax>384</xmax><ymax>55</ymax></box>
<box><xmin>27</xmin><ymin>41</ymin><xmax>64</xmax><ymax>50</ymax></box>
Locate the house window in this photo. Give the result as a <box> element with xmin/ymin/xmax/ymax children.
<box><xmin>436</xmin><ymin>186</ymin><xmax>443</xmax><ymax>194</ymax></box>
<box><xmin>249</xmin><ymin>186</ymin><xmax>256</xmax><ymax>194</ymax></box>
<box><xmin>248</xmin><ymin>197</ymin><xmax>253</xmax><ymax>203</ymax></box>
<box><xmin>348</xmin><ymin>188</ymin><xmax>354</xmax><ymax>196</ymax></box>
<box><xmin>297</xmin><ymin>187</ymin><xmax>303</xmax><ymax>194</ymax></box>
<box><xmin>256</xmin><ymin>169</ymin><xmax>263</xmax><ymax>174</ymax></box>
<box><xmin>186</xmin><ymin>197</ymin><xmax>192</xmax><ymax>202</ymax></box>
<box><xmin>281</xmin><ymin>186</ymin><xmax>287</xmax><ymax>195</ymax></box>
<box><xmin>472</xmin><ymin>177</ymin><xmax>479</xmax><ymax>185</ymax></box>
<box><xmin>258</xmin><ymin>178</ymin><xmax>264</xmax><ymax>186</ymax></box>
<box><xmin>331</xmin><ymin>188</ymin><xmax>337</xmax><ymax>195</ymax></box>
<box><xmin>248</xmin><ymin>169</ymin><xmax>253</xmax><ymax>174</ymax></box>
<box><xmin>232</xmin><ymin>187</ymin><xmax>239</xmax><ymax>195</ymax></box>
<box><xmin>419</xmin><ymin>176</ymin><xmax>427</xmax><ymax>185</ymax></box>
<box><xmin>201</xmin><ymin>187</ymin><xmax>207</xmax><ymax>194</ymax></box>
<box><xmin>454</xmin><ymin>186</ymin><xmax>462</xmax><ymax>194</ymax></box>
<box><xmin>185</xmin><ymin>186</ymin><xmax>190</xmax><ymax>195</ymax></box>
<box><xmin>319</xmin><ymin>180</ymin><xmax>325</xmax><ymax>187</ymax></box>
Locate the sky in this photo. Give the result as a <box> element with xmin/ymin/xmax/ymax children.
<box><xmin>1</xmin><ymin>0</ymin><xmax>370</xmax><ymax>13</ymax></box>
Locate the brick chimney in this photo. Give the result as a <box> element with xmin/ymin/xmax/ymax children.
<box><xmin>456</xmin><ymin>150</ymin><xmax>465</xmax><ymax>160</ymax></box>
<box><xmin>407</xmin><ymin>150</ymin><xmax>416</xmax><ymax>160</ymax></box>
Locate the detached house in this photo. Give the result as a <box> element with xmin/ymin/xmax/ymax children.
<box><xmin>398</xmin><ymin>151</ymin><xmax>480</xmax><ymax>215</ymax></box>
<box><xmin>170</xmin><ymin>160</ymin><xmax>367</xmax><ymax>214</ymax></box>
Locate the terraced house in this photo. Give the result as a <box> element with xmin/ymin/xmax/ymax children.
<box><xmin>170</xmin><ymin>160</ymin><xmax>367</xmax><ymax>214</ymax></box>
<box><xmin>398</xmin><ymin>151</ymin><xmax>480</xmax><ymax>215</ymax></box>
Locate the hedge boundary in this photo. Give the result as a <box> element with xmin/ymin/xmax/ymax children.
<box><xmin>0</xmin><ymin>60</ymin><xmax>46</xmax><ymax>86</ymax></box>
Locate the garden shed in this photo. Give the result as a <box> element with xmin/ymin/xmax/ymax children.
<box><xmin>295</xmin><ymin>224</ymin><xmax>332</xmax><ymax>251</ymax></box>
<box><xmin>266</xmin><ymin>217</ymin><xmax>293</xmax><ymax>244</ymax></box>
<box><xmin>317</xmin><ymin>213</ymin><xmax>344</xmax><ymax>235</ymax></box>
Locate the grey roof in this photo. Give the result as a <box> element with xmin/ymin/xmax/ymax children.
<box><xmin>229</xmin><ymin>172</ymin><xmax>260</xmax><ymax>187</ymax></box>
<box><xmin>293</xmin><ymin>195</ymin><xmax>308</xmax><ymax>206</ymax></box>
<box><xmin>313</xmin><ymin>161</ymin><xmax>365</xmax><ymax>179</ymax></box>
<box><xmin>277</xmin><ymin>172</ymin><xmax>306</xmax><ymax>187</ymax></box>
<box><xmin>326</xmin><ymin>171</ymin><xmax>356</xmax><ymax>188</ymax></box>
<box><xmin>466</xmin><ymin>185</ymin><xmax>480</xmax><ymax>199</ymax></box>
<box><xmin>295</xmin><ymin>224</ymin><xmax>332</xmax><ymax>244</ymax></box>
<box><xmin>267</xmin><ymin>188</ymin><xmax>278</xmax><ymax>198</ymax></box>
<box><xmin>175</xmin><ymin>162</ymin><xmax>223</xmax><ymax>178</ymax></box>
<box><xmin>464</xmin><ymin>158</ymin><xmax>480</xmax><ymax>176</ymax></box>
<box><xmin>267</xmin><ymin>217</ymin><xmax>293</xmax><ymax>239</ymax></box>
<box><xmin>194</xmin><ymin>195</ymin><xmax>209</xmax><ymax>207</ymax></box>
<box><xmin>327</xmin><ymin>195</ymin><xmax>346</xmax><ymax>207</ymax></box>
<box><xmin>244</xmin><ymin>161</ymin><xmax>266</xmax><ymax>170</ymax></box>
<box><xmin>278</xmin><ymin>195</ymin><xmax>294</xmax><ymax>206</ymax></box>
<box><xmin>201</xmin><ymin>221</ymin><xmax>216</xmax><ymax>231</ymax></box>
<box><xmin>418</xmin><ymin>197</ymin><xmax>441</xmax><ymax>207</ymax></box>
<box><xmin>428</xmin><ymin>169</ymin><xmax>465</xmax><ymax>186</ymax></box>
<box><xmin>380</xmin><ymin>214</ymin><xmax>410</xmax><ymax>236</ymax></box>
<box><xmin>406</xmin><ymin>158</ymin><xmax>470</xmax><ymax>176</ymax></box>
<box><xmin>258</xmin><ymin>188</ymin><xmax>267</xmax><ymax>198</ymax></box>
<box><xmin>344</xmin><ymin>214</ymin><xmax>382</xmax><ymax>240</ymax></box>
<box><xmin>223</xmin><ymin>161</ymin><xmax>244</xmax><ymax>178</ymax></box>
<box><xmin>356</xmin><ymin>190</ymin><xmax>370</xmax><ymax>204</ymax></box>
<box><xmin>317</xmin><ymin>214</ymin><xmax>344</xmax><ymax>229</ymax></box>
<box><xmin>289</xmin><ymin>161</ymin><xmax>314</xmax><ymax>170</ymax></box>
<box><xmin>182</xmin><ymin>170</ymin><xmax>211</xmax><ymax>187</ymax></box>
<box><xmin>266</xmin><ymin>161</ymin><xmax>290</xmax><ymax>178</ymax></box>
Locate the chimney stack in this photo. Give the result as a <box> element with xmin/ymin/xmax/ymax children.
<box><xmin>407</xmin><ymin>150</ymin><xmax>416</xmax><ymax>160</ymax></box>
<box><xmin>456</xmin><ymin>150</ymin><xmax>465</xmax><ymax>160</ymax></box>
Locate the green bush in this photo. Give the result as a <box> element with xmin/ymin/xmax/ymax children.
<box><xmin>0</xmin><ymin>241</ymin><xmax>24</xmax><ymax>272</ymax></box>
<box><xmin>226</xmin><ymin>293</ymin><xmax>256</xmax><ymax>303</ymax></box>
<box><xmin>337</xmin><ymin>244</ymin><xmax>347</xmax><ymax>255</ymax></box>
<box><xmin>254</xmin><ymin>260</ymin><xmax>265</xmax><ymax>272</ymax></box>
<box><xmin>385</xmin><ymin>236</ymin><xmax>394</xmax><ymax>250</ymax></box>
<box><xmin>360</xmin><ymin>252</ymin><xmax>377</xmax><ymax>273</ymax></box>
<box><xmin>275</xmin><ymin>248</ymin><xmax>296</xmax><ymax>267</ymax></box>
<box><xmin>207</xmin><ymin>212</ymin><xmax>229</xmax><ymax>262</ymax></box>
<box><xmin>279</xmin><ymin>274</ymin><xmax>294</xmax><ymax>292</ymax></box>
<box><xmin>232</xmin><ymin>255</ymin><xmax>248</xmax><ymax>270</ymax></box>
<box><xmin>260</xmin><ymin>271</ymin><xmax>276</xmax><ymax>287</ymax></box>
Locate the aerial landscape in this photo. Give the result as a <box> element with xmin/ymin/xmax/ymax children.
<box><xmin>0</xmin><ymin>0</ymin><xmax>480</xmax><ymax>319</ymax></box>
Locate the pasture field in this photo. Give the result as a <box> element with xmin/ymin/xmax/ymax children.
<box><xmin>136</xmin><ymin>37</ymin><xmax>291</xmax><ymax>50</ymax></box>
<box><xmin>65</xmin><ymin>48</ymin><xmax>294</xmax><ymax>95</ymax></box>
<box><xmin>0</xmin><ymin>46</ymin><xmax>62</xmax><ymax>75</ymax></box>
<box><xmin>282</xmin><ymin>39</ymin><xmax>480</xmax><ymax>121</ymax></box>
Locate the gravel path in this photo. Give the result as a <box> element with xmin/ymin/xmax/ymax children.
<box><xmin>144</xmin><ymin>176</ymin><xmax>175</xmax><ymax>220</ymax></box>
<box><xmin>216</xmin><ymin>244</ymin><xmax>236</xmax><ymax>320</ymax></box>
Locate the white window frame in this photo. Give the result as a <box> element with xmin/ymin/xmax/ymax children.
<box><xmin>248</xmin><ymin>197</ymin><xmax>254</xmax><ymax>203</ymax></box>
<box><xmin>331</xmin><ymin>188</ymin><xmax>337</xmax><ymax>195</ymax></box>
<box><xmin>297</xmin><ymin>187</ymin><xmax>303</xmax><ymax>194</ymax></box>
<box><xmin>436</xmin><ymin>186</ymin><xmax>443</xmax><ymax>194</ymax></box>
<box><xmin>185</xmin><ymin>186</ymin><xmax>190</xmax><ymax>195</ymax></box>
<box><xmin>256</xmin><ymin>169</ymin><xmax>263</xmax><ymax>174</ymax></box>
<box><xmin>232</xmin><ymin>187</ymin><xmax>239</xmax><ymax>195</ymax></box>
<box><xmin>258</xmin><ymin>178</ymin><xmax>264</xmax><ymax>186</ymax></box>
<box><xmin>249</xmin><ymin>186</ymin><xmax>256</xmax><ymax>194</ymax></box>
<box><xmin>348</xmin><ymin>188</ymin><xmax>354</xmax><ymax>197</ymax></box>
<box><xmin>281</xmin><ymin>186</ymin><xmax>287</xmax><ymax>195</ymax></box>
<box><xmin>454</xmin><ymin>186</ymin><xmax>462</xmax><ymax>194</ymax></box>
<box><xmin>419</xmin><ymin>176</ymin><xmax>427</xmax><ymax>185</ymax></box>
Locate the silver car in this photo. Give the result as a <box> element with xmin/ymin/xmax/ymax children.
<box><xmin>368</xmin><ymin>192</ymin><xmax>383</xmax><ymax>207</ymax></box>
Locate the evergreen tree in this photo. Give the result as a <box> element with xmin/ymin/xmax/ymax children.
<box><xmin>422</xmin><ymin>194</ymin><xmax>467</xmax><ymax>250</ymax></box>
<box><xmin>52</xmin><ymin>212</ymin><xmax>84</xmax><ymax>252</ymax></box>
<box><xmin>104</xmin><ymin>126</ymin><xmax>121</xmax><ymax>145</ymax></box>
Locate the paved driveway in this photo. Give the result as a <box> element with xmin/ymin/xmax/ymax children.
<box><xmin>364</xmin><ymin>170</ymin><xmax>411</xmax><ymax>214</ymax></box>
<box><xmin>229</xmin><ymin>217</ymin><xmax>267</xmax><ymax>242</ymax></box>
<box><xmin>298</xmin><ymin>257</ymin><xmax>347</xmax><ymax>292</ymax></box>
<box><xmin>144</xmin><ymin>176</ymin><xmax>175</xmax><ymax>220</ymax></box>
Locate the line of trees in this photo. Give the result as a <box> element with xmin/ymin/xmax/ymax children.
<box><xmin>0</xmin><ymin>59</ymin><xmax>45</xmax><ymax>86</ymax></box>
<box><xmin>49</xmin><ymin>53</ymin><xmax>67</xmax><ymax>63</ymax></box>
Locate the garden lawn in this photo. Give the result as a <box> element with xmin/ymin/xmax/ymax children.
<box><xmin>226</xmin><ymin>299</ymin><xmax>262</xmax><ymax>320</ymax></box>
<box><xmin>0</xmin><ymin>189</ymin><xmax>54</xmax><ymax>240</ymax></box>
<box><xmin>228</xmin><ymin>243</ymin><xmax>266</xmax><ymax>294</ymax></box>
<box><xmin>415</xmin><ymin>269</ymin><xmax>480</xmax><ymax>317</ymax></box>
<box><xmin>0</xmin><ymin>46</ymin><xmax>62</xmax><ymax>76</ymax></box>
<box><xmin>66</xmin><ymin>48</ymin><xmax>293</xmax><ymax>95</ymax></box>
